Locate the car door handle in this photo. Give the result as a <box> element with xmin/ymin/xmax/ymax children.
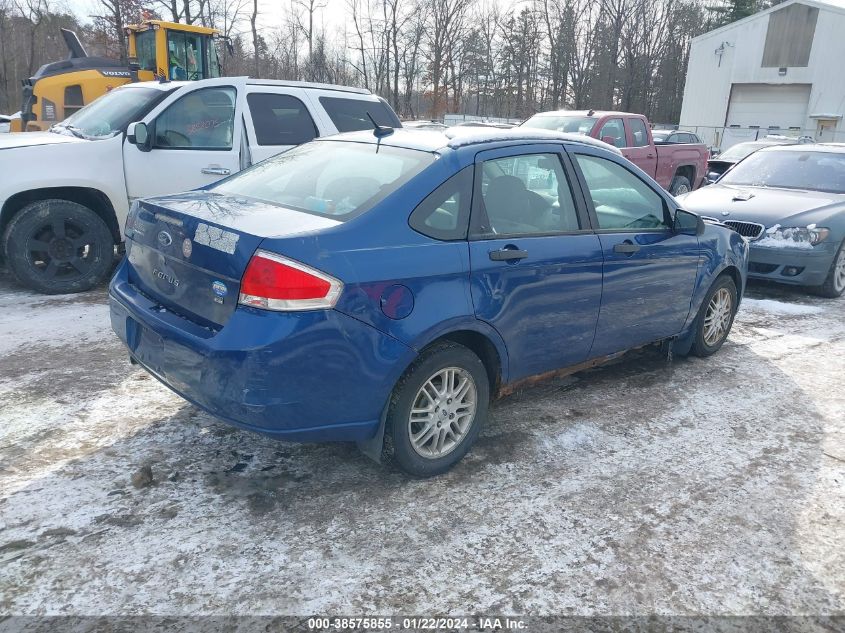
<box><xmin>489</xmin><ymin>248</ymin><xmax>528</xmax><ymax>261</ymax></box>
<box><xmin>613</xmin><ymin>242</ymin><xmax>641</xmax><ymax>255</ymax></box>
<box><xmin>201</xmin><ymin>166</ymin><xmax>231</xmax><ymax>176</ymax></box>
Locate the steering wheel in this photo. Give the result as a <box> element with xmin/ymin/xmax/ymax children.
<box><xmin>160</xmin><ymin>130</ymin><xmax>191</xmax><ymax>147</ymax></box>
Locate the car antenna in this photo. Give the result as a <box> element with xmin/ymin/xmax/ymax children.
<box><xmin>587</xmin><ymin>109</ymin><xmax>595</xmax><ymax>116</ymax></box>
<box><xmin>367</xmin><ymin>112</ymin><xmax>394</xmax><ymax>138</ymax></box>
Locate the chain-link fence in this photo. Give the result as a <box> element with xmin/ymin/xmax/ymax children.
<box><xmin>675</xmin><ymin>125</ymin><xmax>845</xmax><ymax>151</ymax></box>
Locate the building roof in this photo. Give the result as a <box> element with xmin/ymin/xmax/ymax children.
<box><xmin>692</xmin><ymin>0</ymin><xmax>845</xmax><ymax>42</ymax></box>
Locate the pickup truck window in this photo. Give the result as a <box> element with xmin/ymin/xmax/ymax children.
<box><xmin>521</xmin><ymin>114</ymin><xmax>596</xmax><ymax>134</ymax></box>
<box><xmin>247</xmin><ymin>93</ymin><xmax>317</xmax><ymax>145</ymax></box>
<box><xmin>627</xmin><ymin>118</ymin><xmax>650</xmax><ymax>147</ymax></box>
<box><xmin>319</xmin><ymin>96</ymin><xmax>402</xmax><ymax>132</ymax></box>
<box><xmin>574</xmin><ymin>154</ymin><xmax>669</xmax><ymax>230</ymax></box>
<box><xmin>154</xmin><ymin>87</ymin><xmax>235</xmax><ymax>150</ymax></box>
<box><xmin>598</xmin><ymin>118</ymin><xmax>625</xmax><ymax>148</ymax></box>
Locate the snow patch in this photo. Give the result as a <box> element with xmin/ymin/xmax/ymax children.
<box><xmin>742</xmin><ymin>298</ymin><xmax>824</xmax><ymax>316</ymax></box>
<box><xmin>0</xmin><ymin>293</ymin><xmax>111</xmax><ymax>354</ymax></box>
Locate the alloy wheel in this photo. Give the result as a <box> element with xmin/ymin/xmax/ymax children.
<box><xmin>703</xmin><ymin>287</ymin><xmax>733</xmax><ymax>346</ymax></box>
<box><xmin>834</xmin><ymin>247</ymin><xmax>845</xmax><ymax>293</ymax></box>
<box><xmin>26</xmin><ymin>218</ymin><xmax>96</xmax><ymax>281</ymax></box>
<box><xmin>408</xmin><ymin>367</ymin><xmax>477</xmax><ymax>459</ymax></box>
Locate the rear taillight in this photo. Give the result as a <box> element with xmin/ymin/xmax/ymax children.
<box><xmin>239</xmin><ymin>250</ymin><xmax>343</xmax><ymax>311</ymax></box>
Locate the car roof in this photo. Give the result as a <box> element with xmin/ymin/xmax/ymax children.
<box><xmin>758</xmin><ymin>143</ymin><xmax>845</xmax><ymax>154</ymax></box>
<box><xmin>244</xmin><ymin>79</ymin><xmax>371</xmax><ymax>95</ymax></box>
<box><xmin>317</xmin><ymin>128</ymin><xmax>623</xmax><ymax>155</ymax></box>
<box><xmin>527</xmin><ymin>109</ymin><xmax>642</xmax><ymax>118</ymax></box>
<box><xmin>117</xmin><ymin>78</ymin><xmax>371</xmax><ymax>95</ymax></box>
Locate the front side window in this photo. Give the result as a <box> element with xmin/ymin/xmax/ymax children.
<box><xmin>154</xmin><ymin>87</ymin><xmax>235</xmax><ymax>149</ymax></box>
<box><xmin>319</xmin><ymin>96</ymin><xmax>401</xmax><ymax>132</ymax></box>
<box><xmin>246</xmin><ymin>93</ymin><xmax>317</xmax><ymax>145</ymax></box>
<box><xmin>598</xmin><ymin>118</ymin><xmax>626</xmax><ymax>148</ymax></box>
<box><xmin>475</xmin><ymin>153</ymin><xmax>580</xmax><ymax>236</ymax></box>
<box><xmin>409</xmin><ymin>167</ymin><xmax>473</xmax><ymax>241</ymax></box>
<box><xmin>720</xmin><ymin>149</ymin><xmax>845</xmax><ymax>194</ymax></box>
<box><xmin>627</xmin><ymin>118</ymin><xmax>650</xmax><ymax>147</ymax></box>
<box><xmin>574</xmin><ymin>154</ymin><xmax>669</xmax><ymax>230</ymax></box>
<box><xmin>212</xmin><ymin>140</ymin><xmax>436</xmax><ymax>220</ymax></box>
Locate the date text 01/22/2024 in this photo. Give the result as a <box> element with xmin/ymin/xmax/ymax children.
<box><xmin>306</xmin><ymin>617</ymin><xmax>528</xmax><ymax>630</ymax></box>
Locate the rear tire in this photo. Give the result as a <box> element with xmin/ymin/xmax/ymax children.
<box><xmin>670</xmin><ymin>175</ymin><xmax>692</xmax><ymax>196</ymax></box>
<box><xmin>691</xmin><ymin>275</ymin><xmax>737</xmax><ymax>357</ymax></box>
<box><xmin>385</xmin><ymin>341</ymin><xmax>490</xmax><ymax>477</ymax></box>
<box><xmin>811</xmin><ymin>240</ymin><xmax>845</xmax><ymax>298</ymax></box>
<box><xmin>3</xmin><ymin>199</ymin><xmax>115</xmax><ymax>294</ymax></box>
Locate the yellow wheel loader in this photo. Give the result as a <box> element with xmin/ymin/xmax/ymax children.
<box><xmin>11</xmin><ymin>20</ymin><xmax>222</xmax><ymax>132</ymax></box>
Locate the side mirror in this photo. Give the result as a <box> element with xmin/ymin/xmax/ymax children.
<box><xmin>601</xmin><ymin>135</ymin><xmax>616</xmax><ymax>146</ymax></box>
<box><xmin>674</xmin><ymin>209</ymin><xmax>705</xmax><ymax>236</ymax></box>
<box><xmin>127</xmin><ymin>121</ymin><xmax>151</xmax><ymax>152</ymax></box>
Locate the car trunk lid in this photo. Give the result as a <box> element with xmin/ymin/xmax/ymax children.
<box><xmin>125</xmin><ymin>191</ymin><xmax>341</xmax><ymax>328</ymax></box>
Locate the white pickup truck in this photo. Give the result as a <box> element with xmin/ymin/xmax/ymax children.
<box><xmin>0</xmin><ymin>77</ymin><xmax>400</xmax><ymax>293</ymax></box>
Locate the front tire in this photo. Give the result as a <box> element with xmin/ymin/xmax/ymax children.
<box><xmin>3</xmin><ymin>199</ymin><xmax>115</xmax><ymax>294</ymax></box>
<box><xmin>691</xmin><ymin>275</ymin><xmax>738</xmax><ymax>357</ymax></box>
<box><xmin>385</xmin><ymin>342</ymin><xmax>490</xmax><ymax>477</ymax></box>
<box><xmin>812</xmin><ymin>240</ymin><xmax>845</xmax><ymax>298</ymax></box>
<box><xmin>670</xmin><ymin>175</ymin><xmax>692</xmax><ymax>196</ymax></box>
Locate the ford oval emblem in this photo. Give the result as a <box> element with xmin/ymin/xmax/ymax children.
<box><xmin>157</xmin><ymin>231</ymin><xmax>173</xmax><ymax>247</ymax></box>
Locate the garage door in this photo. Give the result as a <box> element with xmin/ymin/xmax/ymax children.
<box><xmin>726</xmin><ymin>83</ymin><xmax>811</xmax><ymax>130</ymax></box>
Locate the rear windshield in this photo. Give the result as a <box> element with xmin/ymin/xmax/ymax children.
<box><xmin>521</xmin><ymin>115</ymin><xmax>597</xmax><ymax>135</ymax></box>
<box><xmin>718</xmin><ymin>142</ymin><xmax>777</xmax><ymax>161</ymax></box>
<box><xmin>319</xmin><ymin>96</ymin><xmax>401</xmax><ymax>132</ymax></box>
<box><xmin>720</xmin><ymin>149</ymin><xmax>845</xmax><ymax>193</ymax></box>
<box><xmin>212</xmin><ymin>140</ymin><xmax>436</xmax><ymax>219</ymax></box>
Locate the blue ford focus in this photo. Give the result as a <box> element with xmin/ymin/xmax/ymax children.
<box><xmin>110</xmin><ymin>128</ymin><xmax>748</xmax><ymax>476</ymax></box>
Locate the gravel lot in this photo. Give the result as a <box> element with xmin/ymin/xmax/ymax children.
<box><xmin>0</xmin><ymin>270</ymin><xmax>843</xmax><ymax>617</ymax></box>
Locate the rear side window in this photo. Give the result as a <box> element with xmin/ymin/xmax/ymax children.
<box><xmin>409</xmin><ymin>167</ymin><xmax>473</xmax><ymax>241</ymax></box>
<box><xmin>627</xmin><ymin>118</ymin><xmax>650</xmax><ymax>147</ymax></box>
<box><xmin>319</xmin><ymin>96</ymin><xmax>401</xmax><ymax>132</ymax></box>
<box><xmin>247</xmin><ymin>93</ymin><xmax>317</xmax><ymax>146</ymax></box>
<box><xmin>475</xmin><ymin>153</ymin><xmax>581</xmax><ymax>236</ymax></box>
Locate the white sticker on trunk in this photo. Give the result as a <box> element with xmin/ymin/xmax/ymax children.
<box><xmin>194</xmin><ymin>223</ymin><xmax>239</xmax><ymax>255</ymax></box>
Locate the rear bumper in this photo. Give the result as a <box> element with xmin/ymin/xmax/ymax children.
<box><xmin>109</xmin><ymin>262</ymin><xmax>416</xmax><ymax>442</ymax></box>
<box><xmin>747</xmin><ymin>241</ymin><xmax>837</xmax><ymax>287</ymax></box>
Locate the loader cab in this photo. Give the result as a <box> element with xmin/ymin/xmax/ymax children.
<box><xmin>13</xmin><ymin>21</ymin><xmax>221</xmax><ymax>132</ymax></box>
<box><xmin>126</xmin><ymin>21</ymin><xmax>221</xmax><ymax>82</ymax></box>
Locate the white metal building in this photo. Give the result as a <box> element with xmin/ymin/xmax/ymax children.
<box><xmin>679</xmin><ymin>0</ymin><xmax>845</xmax><ymax>149</ymax></box>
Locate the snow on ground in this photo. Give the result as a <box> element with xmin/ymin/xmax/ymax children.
<box><xmin>0</xmin><ymin>272</ymin><xmax>843</xmax><ymax>617</ymax></box>
<box><xmin>742</xmin><ymin>298</ymin><xmax>825</xmax><ymax>316</ymax></box>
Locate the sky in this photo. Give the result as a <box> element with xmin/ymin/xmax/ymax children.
<box><xmin>60</xmin><ymin>0</ymin><xmax>370</xmax><ymax>42</ymax></box>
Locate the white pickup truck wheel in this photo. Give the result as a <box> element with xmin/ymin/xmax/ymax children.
<box><xmin>3</xmin><ymin>199</ymin><xmax>115</xmax><ymax>294</ymax></box>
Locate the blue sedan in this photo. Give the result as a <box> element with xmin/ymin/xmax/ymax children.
<box><xmin>110</xmin><ymin>128</ymin><xmax>749</xmax><ymax>476</ymax></box>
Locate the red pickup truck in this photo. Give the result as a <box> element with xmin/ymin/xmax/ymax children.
<box><xmin>522</xmin><ymin>110</ymin><xmax>709</xmax><ymax>196</ymax></box>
